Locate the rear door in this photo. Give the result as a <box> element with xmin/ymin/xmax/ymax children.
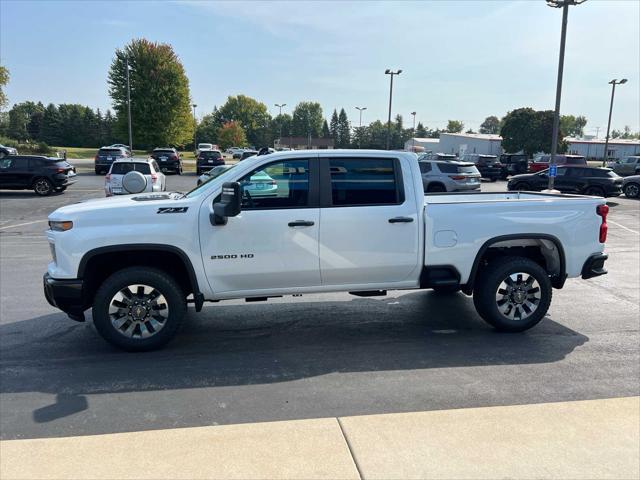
<box><xmin>318</xmin><ymin>156</ymin><xmax>420</xmax><ymax>286</ymax></box>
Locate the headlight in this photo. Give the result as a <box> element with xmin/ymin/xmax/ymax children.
<box><xmin>48</xmin><ymin>220</ymin><xmax>73</xmax><ymax>232</ymax></box>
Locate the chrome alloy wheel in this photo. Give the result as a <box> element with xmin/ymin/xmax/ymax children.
<box><xmin>495</xmin><ymin>272</ymin><xmax>541</xmax><ymax>321</ymax></box>
<box><xmin>108</xmin><ymin>284</ymin><xmax>169</xmax><ymax>338</ymax></box>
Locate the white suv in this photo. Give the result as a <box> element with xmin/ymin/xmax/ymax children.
<box><xmin>105</xmin><ymin>158</ymin><xmax>166</xmax><ymax>196</ymax></box>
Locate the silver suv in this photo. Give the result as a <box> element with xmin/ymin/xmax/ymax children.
<box><xmin>419</xmin><ymin>160</ymin><xmax>481</xmax><ymax>193</ymax></box>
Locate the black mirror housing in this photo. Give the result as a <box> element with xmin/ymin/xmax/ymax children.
<box><xmin>211</xmin><ymin>182</ymin><xmax>242</xmax><ymax>225</ymax></box>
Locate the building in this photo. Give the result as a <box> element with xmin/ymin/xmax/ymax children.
<box><xmin>404</xmin><ymin>137</ymin><xmax>440</xmax><ymax>153</ymax></box>
<box><xmin>275</xmin><ymin>137</ymin><xmax>334</xmax><ymax>150</ymax></box>
<box><xmin>565</xmin><ymin>137</ymin><xmax>640</xmax><ymax>161</ymax></box>
<box><xmin>438</xmin><ymin>133</ymin><xmax>503</xmax><ymax>157</ymax></box>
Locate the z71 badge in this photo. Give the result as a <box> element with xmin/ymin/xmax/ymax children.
<box><xmin>211</xmin><ymin>254</ymin><xmax>254</xmax><ymax>260</ymax></box>
<box><xmin>157</xmin><ymin>207</ymin><xmax>188</xmax><ymax>214</ymax></box>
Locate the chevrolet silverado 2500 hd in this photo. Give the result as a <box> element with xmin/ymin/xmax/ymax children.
<box><xmin>44</xmin><ymin>150</ymin><xmax>609</xmax><ymax>350</ymax></box>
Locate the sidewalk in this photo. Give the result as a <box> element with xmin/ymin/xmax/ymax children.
<box><xmin>1</xmin><ymin>397</ymin><xmax>638</xmax><ymax>480</ymax></box>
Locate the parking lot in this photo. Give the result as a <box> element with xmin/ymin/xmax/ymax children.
<box><xmin>0</xmin><ymin>169</ymin><xmax>638</xmax><ymax>441</ymax></box>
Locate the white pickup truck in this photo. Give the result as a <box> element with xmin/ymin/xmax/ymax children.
<box><xmin>44</xmin><ymin>150</ymin><xmax>610</xmax><ymax>351</ymax></box>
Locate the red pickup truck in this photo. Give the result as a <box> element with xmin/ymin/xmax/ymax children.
<box><xmin>529</xmin><ymin>154</ymin><xmax>587</xmax><ymax>173</ymax></box>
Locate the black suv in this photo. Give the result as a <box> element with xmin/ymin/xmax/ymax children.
<box><xmin>150</xmin><ymin>148</ymin><xmax>182</xmax><ymax>174</ymax></box>
<box><xmin>500</xmin><ymin>153</ymin><xmax>529</xmax><ymax>178</ymax></box>
<box><xmin>94</xmin><ymin>147</ymin><xmax>130</xmax><ymax>174</ymax></box>
<box><xmin>0</xmin><ymin>155</ymin><xmax>76</xmax><ymax>196</ymax></box>
<box><xmin>196</xmin><ymin>150</ymin><xmax>224</xmax><ymax>175</ymax></box>
<box><xmin>508</xmin><ymin>166</ymin><xmax>623</xmax><ymax>197</ymax></box>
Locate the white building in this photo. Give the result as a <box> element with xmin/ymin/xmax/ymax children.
<box><xmin>438</xmin><ymin>133</ymin><xmax>503</xmax><ymax>157</ymax></box>
<box><xmin>565</xmin><ymin>137</ymin><xmax>640</xmax><ymax>161</ymax></box>
<box><xmin>404</xmin><ymin>137</ymin><xmax>440</xmax><ymax>152</ymax></box>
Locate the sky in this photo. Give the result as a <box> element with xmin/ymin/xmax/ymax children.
<box><xmin>1</xmin><ymin>0</ymin><xmax>639</xmax><ymax>134</ymax></box>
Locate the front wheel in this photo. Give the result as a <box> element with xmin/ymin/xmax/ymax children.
<box><xmin>473</xmin><ymin>256</ymin><xmax>552</xmax><ymax>332</ymax></box>
<box><xmin>624</xmin><ymin>182</ymin><xmax>639</xmax><ymax>198</ymax></box>
<box><xmin>92</xmin><ymin>267</ymin><xmax>186</xmax><ymax>351</ymax></box>
<box><xmin>585</xmin><ymin>186</ymin><xmax>605</xmax><ymax>197</ymax></box>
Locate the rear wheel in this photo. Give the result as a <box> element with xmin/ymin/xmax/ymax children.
<box><xmin>473</xmin><ymin>256</ymin><xmax>552</xmax><ymax>332</ymax></box>
<box><xmin>33</xmin><ymin>178</ymin><xmax>53</xmax><ymax>196</ymax></box>
<box><xmin>92</xmin><ymin>267</ymin><xmax>186</xmax><ymax>351</ymax></box>
<box><xmin>585</xmin><ymin>186</ymin><xmax>605</xmax><ymax>197</ymax></box>
<box><xmin>623</xmin><ymin>182</ymin><xmax>639</xmax><ymax>198</ymax></box>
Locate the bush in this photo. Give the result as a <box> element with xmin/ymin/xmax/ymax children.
<box><xmin>0</xmin><ymin>136</ymin><xmax>55</xmax><ymax>155</ymax></box>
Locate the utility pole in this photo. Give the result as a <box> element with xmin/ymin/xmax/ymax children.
<box><xmin>411</xmin><ymin>111</ymin><xmax>417</xmax><ymax>151</ymax></box>
<box><xmin>355</xmin><ymin>106</ymin><xmax>367</xmax><ymax>148</ymax></box>
<box><xmin>126</xmin><ymin>57</ymin><xmax>133</xmax><ymax>151</ymax></box>
<box><xmin>275</xmin><ymin>103</ymin><xmax>286</xmax><ymax>148</ymax></box>
<box><xmin>602</xmin><ymin>79</ymin><xmax>627</xmax><ymax>167</ymax></box>
<box><xmin>192</xmin><ymin>104</ymin><xmax>197</xmax><ymax>150</ymax></box>
<box><xmin>385</xmin><ymin>69</ymin><xmax>402</xmax><ymax>150</ymax></box>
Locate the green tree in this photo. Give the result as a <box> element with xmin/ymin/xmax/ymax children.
<box><xmin>292</xmin><ymin>101</ymin><xmax>323</xmax><ymax>138</ymax></box>
<box><xmin>445</xmin><ymin>120</ymin><xmax>464</xmax><ymax>133</ymax></box>
<box><xmin>560</xmin><ymin>114</ymin><xmax>588</xmax><ymax>137</ymax></box>
<box><xmin>501</xmin><ymin>108</ymin><xmax>564</xmax><ymax>156</ymax></box>
<box><xmin>103</xmin><ymin>109</ymin><xmax>118</xmax><ymax>145</ymax></box>
<box><xmin>479</xmin><ymin>116</ymin><xmax>500</xmax><ymax>134</ymax></box>
<box><xmin>321</xmin><ymin>119</ymin><xmax>330</xmax><ymax>138</ymax></box>
<box><xmin>216</xmin><ymin>95</ymin><xmax>271</xmax><ymax>147</ymax></box>
<box><xmin>196</xmin><ymin>111</ymin><xmax>221</xmax><ymax>145</ymax></box>
<box><xmin>217</xmin><ymin>121</ymin><xmax>247</xmax><ymax>150</ymax></box>
<box><xmin>108</xmin><ymin>38</ymin><xmax>194</xmax><ymax>149</ymax></box>
<box><xmin>8</xmin><ymin>101</ymin><xmax>43</xmax><ymax>141</ymax></box>
<box><xmin>41</xmin><ymin>103</ymin><xmax>62</xmax><ymax>145</ymax></box>
<box><xmin>0</xmin><ymin>66</ymin><xmax>9</xmax><ymax>110</ymax></box>
<box><xmin>415</xmin><ymin>122</ymin><xmax>428</xmax><ymax>138</ymax></box>
<box><xmin>271</xmin><ymin>113</ymin><xmax>292</xmax><ymax>144</ymax></box>
<box><xmin>337</xmin><ymin>108</ymin><xmax>350</xmax><ymax>147</ymax></box>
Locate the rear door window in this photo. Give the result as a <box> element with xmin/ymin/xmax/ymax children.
<box><xmin>437</xmin><ymin>163</ymin><xmax>458</xmax><ymax>174</ymax></box>
<box><xmin>419</xmin><ymin>162</ymin><xmax>432</xmax><ymax>173</ymax></box>
<box><xmin>328</xmin><ymin>158</ymin><xmax>402</xmax><ymax>206</ymax></box>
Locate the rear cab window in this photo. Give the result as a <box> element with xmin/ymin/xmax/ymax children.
<box><xmin>327</xmin><ymin>158</ymin><xmax>403</xmax><ymax>206</ymax></box>
<box><xmin>110</xmin><ymin>163</ymin><xmax>151</xmax><ymax>175</ymax></box>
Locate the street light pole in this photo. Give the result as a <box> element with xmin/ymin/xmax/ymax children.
<box><xmin>411</xmin><ymin>111</ymin><xmax>416</xmax><ymax>151</ymax></box>
<box><xmin>355</xmin><ymin>106</ymin><xmax>367</xmax><ymax>148</ymax></box>
<box><xmin>192</xmin><ymin>104</ymin><xmax>197</xmax><ymax>150</ymax></box>
<box><xmin>126</xmin><ymin>57</ymin><xmax>133</xmax><ymax>151</ymax></box>
<box><xmin>602</xmin><ymin>79</ymin><xmax>627</xmax><ymax>167</ymax></box>
<box><xmin>275</xmin><ymin>103</ymin><xmax>286</xmax><ymax>148</ymax></box>
<box><xmin>385</xmin><ymin>69</ymin><xmax>402</xmax><ymax>150</ymax></box>
<box><xmin>545</xmin><ymin>0</ymin><xmax>586</xmax><ymax>191</ymax></box>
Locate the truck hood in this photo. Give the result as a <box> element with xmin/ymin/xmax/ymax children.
<box><xmin>48</xmin><ymin>192</ymin><xmax>188</xmax><ymax>221</ymax></box>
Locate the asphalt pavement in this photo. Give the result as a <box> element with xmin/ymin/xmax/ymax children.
<box><xmin>1</xmin><ymin>170</ymin><xmax>638</xmax><ymax>441</ymax></box>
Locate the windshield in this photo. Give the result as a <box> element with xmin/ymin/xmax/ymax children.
<box><xmin>185</xmin><ymin>163</ymin><xmax>239</xmax><ymax>198</ymax></box>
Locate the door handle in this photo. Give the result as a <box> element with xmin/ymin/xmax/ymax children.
<box><xmin>388</xmin><ymin>216</ymin><xmax>414</xmax><ymax>223</ymax></box>
<box><xmin>288</xmin><ymin>220</ymin><xmax>315</xmax><ymax>227</ymax></box>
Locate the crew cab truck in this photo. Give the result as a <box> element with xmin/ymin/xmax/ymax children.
<box><xmin>44</xmin><ymin>150</ymin><xmax>610</xmax><ymax>351</ymax></box>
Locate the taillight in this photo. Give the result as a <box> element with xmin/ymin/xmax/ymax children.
<box><xmin>449</xmin><ymin>175</ymin><xmax>466</xmax><ymax>180</ymax></box>
<box><xmin>596</xmin><ymin>204</ymin><xmax>609</xmax><ymax>243</ymax></box>
<box><xmin>151</xmin><ymin>174</ymin><xmax>158</xmax><ymax>184</ymax></box>
<box><xmin>56</xmin><ymin>168</ymin><xmax>66</xmax><ymax>173</ymax></box>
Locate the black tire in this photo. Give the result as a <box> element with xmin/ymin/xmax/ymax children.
<box><xmin>473</xmin><ymin>256</ymin><xmax>552</xmax><ymax>332</ymax></box>
<box><xmin>54</xmin><ymin>186</ymin><xmax>67</xmax><ymax>193</ymax></box>
<box><xmin>513</xmin><ymin>182</ymin><xmax>530</xmax><ymax>191</ymax></box>
<box><xmin>623</xmin><ymin>182</ymin><xmax>639</xmax><ymax>199</ymax></box>
<box><xmin>95</xmin><ymin>168</ymin><xmax>102</xmax><ymax>175</ymax></box>
<box><xmin>427</xmin><ymin>183</ymin><xmax>446</xmax><ymax>193</ymax></box>
<box><xmin>585</xmin><ymin>186</ymin><xmax>605</xmax><ymax>197</ymax></box>
<box><xmin>32</xmin><ymin>177</ymin><xmax>53</xmax><ymax>196</ymax></box>
<box><xmin>431</xmin><ymin>285</ymin><xmax>461</xmax><ymax>294</ymax></box>
<box><xmin>92</xmin><ymin>267</ymin><xmax>186</xmax><ymax>351</ymax></box>
<box><xmin>177</xmin><ymin>166</ymin><xmax>182</xmax><ymax>175</ymax></box>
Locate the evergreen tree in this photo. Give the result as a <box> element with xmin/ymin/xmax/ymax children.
<box><xmin>329</xmin><ymin>109</ymin><xmax>339</xmax><ymax>140</ymax></box>
<box><xmin>337</xmin><ymin>108</ymin><xmax>350</xmax><ymax>147</ymax></box>
<box><xmin>41</xmin><ymin>103</ymin><xmax>62</xmax><ymax>145</ymax></box>
<box><xmin>415</xmin><ymin>122</ymin><xmax>428</xmax><ymax>138</ymax></box>
<box><xmin>321</xmin><ymin>119</ymin><xmax>330</xmax><ymax>138</ymax></box>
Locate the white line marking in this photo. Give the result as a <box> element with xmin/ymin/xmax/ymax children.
<box><xmin>609</xmin><ymin>219</ymin><xmax>639</xmax><ymax>235</ymax></box>
<box><xmin>0</xmin><ymin>219</ymin><xmax>47</xmax><ymax>230</ymax></box>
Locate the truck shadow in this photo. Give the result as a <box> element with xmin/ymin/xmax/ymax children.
<box><xmin>0</xmin><ymin>291</ymin><xmax>589</xmax><ymax>427</ymax></box>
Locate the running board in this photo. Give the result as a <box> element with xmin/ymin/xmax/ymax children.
<box><xmin>349</xmin><ymin>290</ymin><xmax>387</xmax><ymax>297</ymax></box>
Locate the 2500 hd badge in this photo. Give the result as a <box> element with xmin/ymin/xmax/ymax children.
<box><xmin>211</xmin><ymin>254</ymin><xmax>255</xmax><ymax>260</ymax></box>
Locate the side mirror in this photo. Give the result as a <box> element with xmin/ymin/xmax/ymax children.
<box><xmin>211</xmin><ymin>182</ymin><xmax>242</xmax><ymax>225</ymax></box>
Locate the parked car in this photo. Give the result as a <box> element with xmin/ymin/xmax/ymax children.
<box><xmin>508</xmin><ymin>166</ymin><xmax>622</xmax><ymax>197</ymax></box>
<box><xmin>0</xmin><ymin>144</ymin><xmax>18</xmax><ymax>158</ymax></box>
<box><xmin>0</xmin><ymin>155</ymin><xmax>76</xmax><ymax>195</ymax></box>
<box><xmin>240</xmin><ymin>150</ymin><xmax>258</xmax><ymax>161</ymax></box>
<box><xmin>105</xmin><ymin>158</ymin><xmax>166</xmax><ymax>196</ymax></box>
<box><xmin>226</xmin><ymin>147</ymin><xmax>244</xmax><ymax>155</ymax></box>
<box><xmin>195</xmin><ymin>143</ymin><xmax>217</xmax><ymax>157</ymax></box>
<box><xmin>611</xmin><ymin>156</ymin><xmax>640</xmax><ymax>176</ymax></box>
<box><xmin>150</xmin><ymin>148</ymin><xmax>182</xmax><ymax>174</ymax></box>
<box><xmin>44</xmin><ymin>150</ymin><xmax>611</xmax><ymax>350</ymax></box>
<box><xmin>419</xmin><ymin>160</ymin><xmax>481</xmax><ymax>193</ymax></box>
<box><xmin>94</xmin><ymin>146</ymin><xmax>130</xmax><ymax>175</ymax></box>
<box><xmin>622</xmin><ymin>175</ymin><xmax>640</xmax><ymax>198</ymax></box>
<box><xmin>108</xmin><ymin>144</ymin><xmax>131</xmax><ymax>153</ymax></box>
<box><xmin>499</xmin><ymin>154</ymin><xmax>529</xmax><ymax>178</ymax></box>
<box><xmin>196</xmin><ymin>150</ymin><xmax>224</xmax><ymax>175</ymax></box>
<box><xmin>459</xmin><ymin>154</ymin><xmax>503</xmax><ymax>181</ymax></box>
<box><xmin>197</xmin><ymin>164</ymin><xmax>232</xmax><ymax>186</ymax></box>
<box><xmin>197</xmin><ymin>164</ymin><xmax>278</xmax><ymax>198</ymax></box>
<box><xmin>417</xmin><ymin>152</ymin><xmax>457</xmax><ymax>161</ymax></box>
<box><xmin>529</xmin><ymin>154</ymin><xmax>587</xmax><ymax>173</ymax></box>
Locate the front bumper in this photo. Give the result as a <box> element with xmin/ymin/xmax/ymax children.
<box><xmin>581</xmin><ymin>253</ymin><xmax>608</xmax><ymax>280</ymax></box>
<box><xmin>43</xmin><ymin>273</ymin><xmax>86</xmax><ymax>321</ymax></box>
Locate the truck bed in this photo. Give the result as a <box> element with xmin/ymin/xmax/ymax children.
<box><xmin>423</xmin><ymin>191</ymin><xmax>595</xmax><ymax>204</ymax></box>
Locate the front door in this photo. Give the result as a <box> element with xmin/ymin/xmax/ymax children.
<box><xmin>318</xmin><ymin>156</ymin><xmax>420</xmax><ymax>286</ymax></box>
<box><xmin>0</xmin><ymin>156</ymin><xmax>27</xmax><ymax>188</ymax></box>
<box><xmin>200</xmin><ymin>157</ymin><xmax>321</xmax><ymax>295</ymax></box>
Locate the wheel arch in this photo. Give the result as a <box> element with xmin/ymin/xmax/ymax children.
<box><xmin>78</xmin><ymin>244</ymin><xmax>203</xmax><ymax>311</ymax></box>
<box><xmin>464</xmin><ymin>234</ymin><xmax>566</xmax><ymax>294</ymax></box>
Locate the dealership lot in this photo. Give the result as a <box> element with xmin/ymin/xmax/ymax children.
<box><xmin>0</xmin><ymin>171</ymin><xmax>638</xmax><ymax>441</ymax></box>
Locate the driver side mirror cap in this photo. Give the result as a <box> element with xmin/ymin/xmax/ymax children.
<box><xmin>211</xmin><ymin>182</ymin><xmax>242</xmax><ymax>225</ymax></box>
